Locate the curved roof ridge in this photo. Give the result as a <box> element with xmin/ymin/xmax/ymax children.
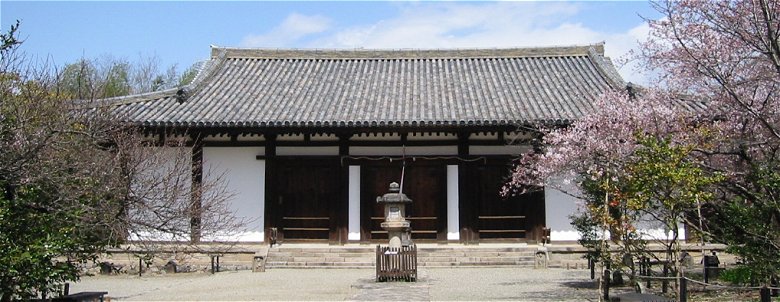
<box><xmin>80</xmin><ymin>51</ymin><xmax>229</xmax><ymax>108</ymax></box>
<box><xmin>210</xmin><ymin>43</ymin><xmax>606</xmax><ymax>60</ymax></box>
<box><xmin>74</xmin><ymin>87</ymin><xmax>180</xmax><ymax>109</ymax></box>
<box><xmin>175</xmin><ymin>50</ymin><xmax>228</xmax><ymax>103</ymax></box>
<box><xmin>586</xmin><ymin>45</ymin><xmax>625</xmax><ymax>90</ymax></box>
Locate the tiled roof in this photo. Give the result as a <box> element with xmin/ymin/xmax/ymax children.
<box><xmin>102</xmin><ymin>44</ymin><xmax>626</xmax><ymax>129</ymax></box>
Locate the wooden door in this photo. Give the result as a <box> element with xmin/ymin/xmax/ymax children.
<box><xmin>468</xmin><ymin>163</ymin><xmax>545</xmax><ymax>242</ymax></box>
<box><xmin>274</xmin><ymin>158</ymin><xmax>340</xmax><ymax>242</ymax></box>
<box><xmin>361</xmin><ymin>161</ymin><xmax>447</xmax><ymax>242</ymax></box>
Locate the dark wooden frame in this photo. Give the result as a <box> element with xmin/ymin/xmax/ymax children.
<box><xmin>164</xmin><ymin>124</ymin><xmax>547</xmax><ymax>245</ymax></box>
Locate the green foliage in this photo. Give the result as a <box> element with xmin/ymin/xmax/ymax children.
<box><xmin>178</xmin><ymin>62</ymin><xmax>201</xmax><ymax>87</ymax></box>
<box><xmin>710</xmin><ymin>162</ymin><xmax>780</xmax><ymax>285</ymax></box>
<box><xmin>1</xmin><ymin>23</ymin><xmax>237</xmax><ymax>300</ymax></box>
<box><xmin>720</xmin><ymin>266</ymin><xmax>762</xmax><ymax>286</ymax></box>
<box><xmin>0</xmin><ymin>183</ymin><xmax>107</xmax><ymax>300</ymax></box>
<box><xmin>625</xmin><ymin>135</ymin><xmax>723</xmax><ymax>226</ymax></box>
<box><xmin>623</xmin><ymin>135</ymin><xmax>722</xmax><ymax>278</ymax></box>
<box><xmin>1</xmin><ymin>25</ymin><xmax>120</xmax><ymax>299</ymax></box>
<box><xmin>570</xmin><ymin>211</ymin><xmax>603</xmax><ymax>254</ymax></box>
<box><xmin>571</xmin><ymin>133</ymin><xmax>722</xmax><ymax>283</ymax></box>
<box><xmin>58</xmin><ymin>59</ymin><xmax>131</xmax><ymax>99</ymax></box>
<box><xmin>1</xmin><ymin>20</ymin><xmax>21</xmax><ymax>54</ymax></box>
<box><xmin>0</xmin><ymin>72</ymin><xmax>120</xmax><ymax>299</ymax></box>
<box><xmin>57</xmin><ymin>57</ymin><xmax>202</xmax><ymax>100</ymax></box>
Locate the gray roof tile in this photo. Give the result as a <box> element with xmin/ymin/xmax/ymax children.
<box><xmin>104</xmin><ymin>44</ymin><xmax>626</xmax><ymax>129</ymax></box>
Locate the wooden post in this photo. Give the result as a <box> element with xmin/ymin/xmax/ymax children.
<box><xmin>760</xmin><ymin>286</ymin><xmax>770</xmax><ymax>302</ymax></box>
<box><xmin>679</xmin><ymin>276</ymin><xmax>687</xmax><ymax>302</ymax></box>
<box><xmin>589</xmin><ymin>257</ymin><xmax>595</xmax><ymax>280</ymax></box>
<box><xmin>603</xmin><ymin>269</ymin><xmax>611</xmax><ymax>301</ymax></box>
<box><xmin>332</xmin><ymin>134</ymin><xmax>351</xmax><ymax>245</ymax></box>
<box><xmin>662</xmin><ymin>263</ymin><xmax>669</xmax><ymax>294</ymax></box>
<box><xmin>190</xmin><ymin>133</ymin><xmax>204</xmax><ymax>243</ymax></box>
<box><xmin>264</xmin><ymin>134</ymin><xmax>278</xmax><ymax>244</ymax></box>
<box><xmin>138</xmin><ymin>257</ymin><xmax>143</xmax><ymax>277</ymax></box>
<box><xmin>456</xmin><ymin>132</ymin><xmax>477</xmax><ymax>245</ymax></box>
<box><xmin>644</xmin><ymin>257</ymin><xmax>651</xmax><ymax>289</ymax></box>
<box><xmin>375</xmin><ymin>245</ymin><xmax>380</xmax><ymax>282</ymax></box>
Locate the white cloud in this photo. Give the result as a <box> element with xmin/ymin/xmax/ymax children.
<box><xmin>240</xmin><ymin>3</ymin><xmax>652</xmax><ymax>84</ymax></box>
<box><xmin>241</xmin><ymin>13</ymin><xmax>332</xmax><ymax>47</ymax></box>
<box><xmin>314</xmin><ymin>2</ymin><xmax>592</xmax><ymax>49</ymax></box>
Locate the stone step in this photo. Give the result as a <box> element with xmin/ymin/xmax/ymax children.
<box><xmin>264</xmin><ymin>245</ymin><xmax>543</xmax><ymax>269</ymax></box>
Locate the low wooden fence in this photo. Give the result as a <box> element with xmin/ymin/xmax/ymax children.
<box><xmin>603</xmin><ymin>272</ymin><xmax>779</xmax><ymax>302</ymax></box>
<box><xmin>376</xmin><ymin>245</ymin><xmax>417</xmax><ymax>282</ymax></box>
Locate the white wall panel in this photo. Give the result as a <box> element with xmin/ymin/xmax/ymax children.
<box><xmin>446</xmin><ymin>165</ymin><xmax>460</xmax><ymax>240</ymax></box>
<box><xmin>544</xmin><ymin>179</ymin><xmax>686</xmax><ymax>242</ymax></box>
<box><xmin>348</xmin><ymin>166</ymin><xmax>361</xmax><ymax>241</ymax></box>
<box><xmin>276</xmin><ymin>146</ymin><xmax>339</xmax><ymax>156</ymax></box>
<box><xmin>469</xmin><ymin>145</ymin><xmax>530</xmax><ymax>155</ymax></box>
<box><xmin>544</xmin><ymin>179</ymin><xmax>581</xmax><ymax>242</ymax></box>
<box><xmin>203</xmin><ymin>147</ymin><xmax>266</xmax><ymax>242</ymax></box>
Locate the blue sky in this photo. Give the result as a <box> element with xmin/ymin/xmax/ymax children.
<box><xmin>2</xmin><ymin>1</ymin><xmax>661</xmax><ymax>84</ymax></box>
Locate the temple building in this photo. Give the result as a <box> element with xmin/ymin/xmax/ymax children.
<box><xmin>104</xmin><ymin>43</ymin><xmax>625</xmax><ymax>245</ymax></box>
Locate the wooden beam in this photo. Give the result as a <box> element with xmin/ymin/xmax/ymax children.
<box><xmin>457</xmin><ymin>131</ymin><xmax>470</xmax><ymax>156</ymax></box>
<box><xmin>140</xmin><ymin>124</ymin><xmax>526</xmax><ymax>139</ymax></box>
<box><xmin>190</xmin><ymin>133</ymin><xmax>204</xmax><ymax>243</ymax></box>
<box><xmin>333</xmin><ymin>134</ymin><xmax>351</xmax><ymax>244</ymax></box>
<box><xmin>263</xmin><ymin>134</ymin><xmax>278</xmax><ymax>244</ymax></box>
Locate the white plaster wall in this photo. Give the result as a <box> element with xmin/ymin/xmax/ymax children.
<box><xmin>203</xmin><ymin>147</ymin><xmax>266</xmax><ymax>242</ymax></box>
<box><xmin>351</xmin><ymin>133</ymin><xmax>401</xmax><ymax>141</ymax></box>
<box><xmin>311</xmin><ymin>133</ymin><xmax>338</xmax><ymax>141</ymax></box>
<box><xmin>406</xmin><ymin>132</ymin><xmax>457</xmax><ymax>141</ymax></box>
<box><xmin>276</xmin><ymin>146</ymin><xmax>339</xmax><ymax>156</ymax></box>
<box><xmin>470</xmin><ymin>132</ymin><xmax>499</xmax><ymax>140</ymax></box>
<box><xmin>277</xmin><ymin>134</ymin><xmax>305</xmax><ymax>141</ymax></box>
<box><xmin>236</xmin><ymin>134</ymin><xmax>265</xmax><ymax>142</ymax></box>
<box><xmin>545</xmin><ymin>179</ymin><xmax>687</xmax><ymax>242</ymax></box>
<box><xmin>349</xmin><ymin>146</ymin><xmax>457</xmax><ymax>156</ymax></box>
<box><xmin>348</xmin><ymin>166</ymin><xmax>361</xmax><ymax>241</ymax></box>
<box><xmin>130</xmin><ymin>146</ymin><xmax>192</xmax><ymax>242</ymax></box>
<box><xmin>446</xmin><ymin>165</ymin><xmax>460</xmax><ymax>240</ymax></box>
<box><xmin>469</xmin><ymin>145</ymin><xmax>531</xmax><ymax>155</ymax></box>
<box><xmin>635</xmin><ymin>216</ymin><xmax>687</xmax><ymax>241</ymax></box>
<box><xmin>544</xmin><ymin>180</ymin><xmax>582</xmax><ymax>242</ymax></box>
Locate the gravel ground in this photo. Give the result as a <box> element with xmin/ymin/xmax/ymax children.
<box><xmin>69</xmin><ymin>268</ymin><xmax>600</xmax><ymax>301</ymax></box>
<box><xmin>425</xmin><ymin>268</ymin><xmax>597</xmax><ymax>301</ymax></box>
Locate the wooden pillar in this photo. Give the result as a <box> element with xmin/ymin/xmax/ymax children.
<box><xmin>457</xmin><ymin>131</ymin><xmax>478</xmax><ymax>244</ymax></box>
<box><xmin>190</xmin><ymin>133</ymin><xmax>204</xmax><ymax>243</ymax></box>
<box><xmin>263</xmin><ymin>134</ymin><xmax>279</xmax><ymax>243</ymax></box>
<box><xmin>331</xmin><ymin>133</ymin><xmax>351</xmax><ymax>245</ymax></box>
<box><xmin>524</xmin><ymin>191</ymin><xmax>546</xmax><ymax>242</ymax></box>
<box><xmin>437</xmin><ymin>165</ymin><xmax>448</xmax><ymax>243</ymax></box>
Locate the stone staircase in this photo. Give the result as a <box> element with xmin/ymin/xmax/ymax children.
<box><xmin>264</xmin><ymin>244</ymin><xmax>538</xmax><ymax>269</ymax></box>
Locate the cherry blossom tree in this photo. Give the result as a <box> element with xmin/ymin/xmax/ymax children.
<box><xmin>643</xmin><ymin>0</ymin><xmax>780</xmax><ymax>285</ymax></box>
<box><xmin>505</xmin><ymin>0</ymin><xmax>780</xmax><ymax>290</ymax></box>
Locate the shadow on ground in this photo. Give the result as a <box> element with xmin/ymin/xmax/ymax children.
<box><xmin>561</xmin><ymin>280</ymin><xmax>597</xmax><ymax>289</ymax></box>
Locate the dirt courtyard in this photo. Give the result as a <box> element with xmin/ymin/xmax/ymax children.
<box><xmin>70</xmin><ymin>267</ymin><xmax>599</xmax><ymax>301</ymax></box>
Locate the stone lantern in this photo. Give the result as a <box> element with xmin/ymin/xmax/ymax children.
<box><xmin>376</xmin><ymin>182</ymin><xmax>412</xmax><ymax>248</ymax></box>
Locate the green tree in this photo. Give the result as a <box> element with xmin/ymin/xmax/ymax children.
<box><xmin>57</xmin><ymin>55</ymin><xmax>202</xmax><ymax>100</ymax></box>
<box><xmin>624</xmin><ymin>135</ymin><xmax>722</xmax><ymax>285</ymax></box>
<box><xmin>0</xmin><ymin>20</ymin><xmax>20</xmax><ymax>53</ymax></box>
<box><xmin>1</xmin><ymin>24</ymin><xmax>242</xmax><ymax>300</ymax></box>
<box><xmin>1</xmin><ymin>54</ymin><xmax>122</xmax><ymax>300</ymax></box>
